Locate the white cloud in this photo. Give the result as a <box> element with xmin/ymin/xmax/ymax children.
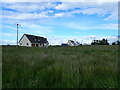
<box><xmin>5</xmin><ymin>4</ymin><xmax>44</xmax><ymax>12</ymax></box>
<box><xmin>104</xmin><ymin>10</ymin><xmax>118</xmax><ymax>21</ymax></box>
<box><xmin>65</xmin><ymin>22</ymin><xmax>118</xmax><ymax>30</ymax></box>
<box><xmin>54</xmin><ymin>12</ymin><xmax>66</xmax><ymax>17</ymax></box>
<box><xmin>48</xmin><ymin>11</ymin><xmax>54</xmax><ymax>13</ymax></box>
<box><xmin>59</xmin><ymin>0</ymin><xmax>119</xmax><ymax>2</ymax></box>
<box><xmin>2</xmin><ymin>2</ymin><xmax>118</xmax><ymax>21</ymax></box>
<box><xmin>55</xmin><ymin>2</ymin><xmax>117</xmax><ymax>10</ymax></box>
<box><xmin>3</xmin><ymin>2</ymin><xmax>56</xmax><ymax>12</ymax></box>
<box><xmin>82</xmin><ymin>35</ymin><xmax>118</xmax><ymax>45</ymax></box>
<box><xmin>81</xmin><ymin>8</ymin><xmax>107</xmax><ymax>16</ymax></box>
<box><xmin>2</xmin><ymin>2</ymin><xmax>56</xmax><ymax>21</ymax></box>
<box><xmin>47</xmin><ymin>36</ymin><xmax>65</xmax><ymax>45</ymax></box>
<box><xmin>0</xmin><ymin>40</ymin><xmax>16</xmax><ymax>45</ymax></box>
<box><xmin>2</xmin><ymin>12</ymin><xmax>49</xmax><ymax>20</ymax></box>
<box><xmin>54</xmin><ymin>2</ymin><xmax>118</xmax><ymax>20</ymax></box>
<box><xmin>2</xmin><ymin>0</ymin><xmax>119</xmax><ymax>2</ymax></box>
<box><xmin>54</xmin><ymin>7</ymin><xmax>110</xmax><ymax>18</ymax></box>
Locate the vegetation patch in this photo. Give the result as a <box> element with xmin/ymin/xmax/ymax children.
<box><xmin>2</xmin><ymin>45</ymin><xmax>118</xmax><ymax>88</ymax></box>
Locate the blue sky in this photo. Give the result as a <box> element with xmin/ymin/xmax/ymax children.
<box><xmin>0</xmin><ymin>0</ymin><xmax>119</xmax><ymax>45</ymax></box>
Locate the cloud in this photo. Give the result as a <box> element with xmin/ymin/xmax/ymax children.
<box><xmin>81</xmin><ymin>35</ymin><xmax>118</xmax><ymax>44</ymax></box>
<box><xmin>105</xmin><ymin>36</ymin><xmax>118</xmax><ymax>41</ymax></box>
<box><xmin>55</xmin><ymin>2</ymin><xmax>117</xmax><ymax>10</ymax></box>
<box><xmin>54</xmin><ymin>12</ymin><xmax>66</xmax><ymax>17</ymax></box>
<box><xmin>80</xmin><ymin>8</ymin><xmax>107</xmax><ymax>16</ymax></box>
<box><xmin>4</xmin><ymin>3</ymin><xmax>44</xmax><ymax>12</ymax></box>
<box><xmin>0</xmin><ymin>40</ymin><xmax>16</xmax><ymax>45</ymax></box>
<box><xmin>2</xmin><ymin>0</ymin><xmax>119</xmax><ymax>2</ymax></box>
<box><xmin>2</xmin><ymin>2</ymin><xmax>56</xmax><ymax>22</ymax></box>
<box><xmin>2</xmin><ymin>2</ymin><xmax>118</xmax><ymax>22</ymax></box>
<box><xmin>64</xmin><ymin>22</ymin><xmax>118</xmax><ymax>30</ymax></box>
<box><xmin>2</xmin><ymin>2</ymin><xmax>56</xmax><ymax>12</ymax></box>
<box><xmin>59</xmin><ymin>0</ymin><xmax>119</xmax><ymax>2</ymax></box>
<box><xmin>104</xmin><ymin>10</ymin><xmax>118</xmax><ymax>21</ymax></box>
<box><xmin>47</xmin><ymin>36</ymin><xmax>66</xmax><ymax>45</ymax></box>
<box><xmin>2</xmin><ymin>11</ymin><xmax>49</xmax><ymax>20</ymax></box>
<box><xmin>54</xmin><ymin>7</ymin><xmax>111</xmax><ymax>18</ymax></box>
<box><xmin>54</xmin><ymin>2</ymin><xmax>118</xmax><ymax>20</ymax></box>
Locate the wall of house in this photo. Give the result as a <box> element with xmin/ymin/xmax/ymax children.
<box><xmin>31</xmin><ymin>43</ymin><xmax>49</xmax><ymax>47</ymax></box>
<box><xmin>67</xmin><ymin>40</ymin><xmax>74</xmax><ymax>46</ymax></box>
<box><xmin>19</xmin><ymin>35</ymin><xmax>31</xmax><ymax>47</ymax></box>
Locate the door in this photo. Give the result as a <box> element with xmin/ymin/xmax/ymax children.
<box><xmin>36</xmin><ymin>44</ymin><xmax>39</xmax><ymax>47</ymax></box>
<box><xmin>32</xmin><ymin>44</ymin><xmax>35</xmax><ymax>47</ymax></box>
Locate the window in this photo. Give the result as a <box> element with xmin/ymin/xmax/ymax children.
<box><xmin>20</xmin><ymin>43</ymin><xmax>22</xmax><ymax>45</ymax></box>
<box><xmin>27</xmin><ymin>43</ymin><xmax>29</xmax><ymax>45</ymax></box>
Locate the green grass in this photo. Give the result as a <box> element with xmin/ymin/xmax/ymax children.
<box><xmin>2</xmin><ymin>45</ymin><xmax>119</xmax><ymax>88</ymax></box>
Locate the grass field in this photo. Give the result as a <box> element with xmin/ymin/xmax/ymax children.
<box><xmin>2</xmin><ymin>45</ymin><xmax>119</xmax><ymax>88</ymax></box>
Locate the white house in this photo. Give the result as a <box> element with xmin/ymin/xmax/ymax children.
<box><xmin>19</xmin><ymin>34</ymin><xmax>49</xmax><ymax>47</ymax></box>
<box><xmin>67</xmin><ymin>40</ymin><xmax>80</xmax><ymax>46</ymax></box>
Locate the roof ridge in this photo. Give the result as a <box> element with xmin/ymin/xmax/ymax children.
<box><xmin>24</xmin><ymin>34</ymin><xmax>43</xmax><ymax>38</ymax></box>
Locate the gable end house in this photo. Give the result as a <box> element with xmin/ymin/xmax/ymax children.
<box><xmin>19</xmin><ymin>34</ymin><xmax>49</xmax><ymax>47</ymax></box>
<box><xmin>67</xmin><ymin>40</ymin><xmax>80</xmax><ymax>46</ymax></box>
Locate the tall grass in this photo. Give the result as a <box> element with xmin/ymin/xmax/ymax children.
<box><xmin>2</xmin><ymin>45</ymin><xmax>118</xmax><ymax>88</ymax></box>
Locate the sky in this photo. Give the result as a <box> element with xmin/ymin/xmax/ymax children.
<box><xmin>0</xmin><ymin>0</ymin><xmax>119</xmax><ymax>45</ymax></box>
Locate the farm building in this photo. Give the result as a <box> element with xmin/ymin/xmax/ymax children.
<box><xmin>67</xmin><ymin>40</ymin><xmax>80</xmax><ymax>46</ymax></box>
<box><xmin>19</xmin><ymin>34</ymin><xmax>49</xmax><ymax>47</ymax></box>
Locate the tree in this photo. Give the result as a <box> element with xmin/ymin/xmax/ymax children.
<box><xmin>91</xmin><ymin>38</ymin><xmax>109</xmax><ymax>45</ymax></box>
<box><xmin>112</xmin><ymin>40</ymin><xmax>120</xmax><ymax>45</ymax></box>
<box><xmin>112</xmin><ymin>42</ymin><xmax>116</xmax><ymax>45</ymax></box>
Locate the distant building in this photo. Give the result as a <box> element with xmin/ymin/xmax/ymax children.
<box><xmin>67</xmin><ymin>40</ymin><xmax>80</xmax><ymax>46</ymax></box>
<box><xmin>19</xmin><ymin>34</ymin><xmax>49</xmax><ymax>47</ymax></box>
<box><xmin>61</xmin><ymin>43</ymin><xmax>68</xmax><ymax>46</ymax></box>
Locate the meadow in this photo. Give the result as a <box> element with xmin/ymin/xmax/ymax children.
<box><xmin>2</xmin><ymin>45</ymin><xmax>119</xmax><ymax>88</ymax></box>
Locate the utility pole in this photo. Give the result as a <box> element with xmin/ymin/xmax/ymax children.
<box><xmin>15</xmin><ymin>23</ymin><xmax>21</xmax><ymax>48</ymax></box>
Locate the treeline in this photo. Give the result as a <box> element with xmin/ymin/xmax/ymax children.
<box><xmin>111</xmin><ymin>40</ymin><xmax>120</xmax><ymax>45</ymax></box>
<box><xmin>91</xmin><ymin>38</ymin><xmax>109</xmax><ymax>45</ymax></box>
<box><xmin>91</xmin><ymin>38</ymin><xmax>120</xmax><ymax>45</ymax></box>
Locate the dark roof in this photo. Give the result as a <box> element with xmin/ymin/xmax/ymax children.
<box><xmin>20</xmin><ymin>34</ymin><xmax>48</xmax><ymax>44</ymax></box>
<box><xmin>61</xmin><ymin>43</ymin><xmax>68</xmax><ymax>46</ymax></box>
<box><xmin>70</xmin><ymin>40</ymin><xmax>74</xmax><ymax>43</ymax></box>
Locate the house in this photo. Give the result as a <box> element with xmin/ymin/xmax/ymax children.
<box><xmin>19</xmin><ymin>34</ymin><xmax>49</xmax><ymax>47</ymax></box>
<box><xmin>67</xmin><ymin>40</ymin><xmax>80</xmax><ymax>46</ymax></box>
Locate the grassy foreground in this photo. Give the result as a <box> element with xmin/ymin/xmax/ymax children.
<box><xmin>2</xmin><ymin>45</ymin><xmax>119</xmax><ymax>88</ymax></box>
